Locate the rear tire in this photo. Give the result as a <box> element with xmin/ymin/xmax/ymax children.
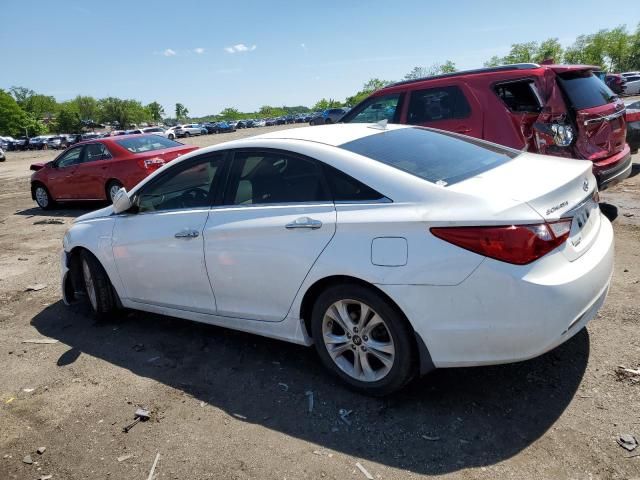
<box><xmin>80</xmin><ymin>251</ymin><xmax>116</xmax><ymax>320</ymax></box>
<box><xmin>184</xmin><ymin>132</ymin><xmax>191</xmax><ymax>138</ymax></box>
<box><xmin>34</xmin><ymin>184</ymin><xmax>54</xmax><ymax>210</ymax></box>
<box><xmin>311</xmin><ymin>283</ymin><xmax>416</xmax><ymax>396</ymax></box>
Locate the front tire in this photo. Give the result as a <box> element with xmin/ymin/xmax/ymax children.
<box><xmin>184</xmin><ymin>132</ymin><xmax>191</xmax><ymax>138</ymax></box>
<box><xmin>311</xmin><ymin>284</ymin><xmax>416</xmax><ymax>396</ymax></box>
<box><xmin>80</xmin><ymin>251</ymin><xmax>116</xmax><ymax>320</ymax></box>
<box><xmin>34</xmin><ymin>184</ymin><xmax>54</xmax><ymax>210</ymax></box>
<box><xmin>106</xmin><ymin>180</ymin><xmax>123</xmax><ymax>204</ymax></box>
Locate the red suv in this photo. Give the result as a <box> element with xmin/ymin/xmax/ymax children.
<box><xmin>30</xmin><ymin>134</ymin><xmax>198</xmax><ymax>209</ymax></box>
<box><xmin>342</xmin><ymin>63</ymin><xmax>631</xmax><ymax>189</ymax></box>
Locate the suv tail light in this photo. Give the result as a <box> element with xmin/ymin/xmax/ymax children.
<box><xmin>430</xmin><ymin>220</ymin><xmax>572</xmax><ymax>265</ymax></box>
<box><xmin>139</xmin><ymin>157</ymin><xmax>165</xmax><ymax>170</ymax></box>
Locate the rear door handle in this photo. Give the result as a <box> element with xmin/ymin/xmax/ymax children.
<box><xmin>285</xmin><ymin>217</ymin><xmax>322</xmax><ymax>230</ymax></box>
<box><xmin>175</xmin><ymin>229</ymin><xmax>199</xmax><ymax>238</ymax></box>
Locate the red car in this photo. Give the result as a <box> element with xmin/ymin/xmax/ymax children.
<box><xmin>30</xmin><ymin>135</ymin><xmax>198</xmax><ymax>209</ymax></box>
<box><xmin>342</xmin><ymin>63</ymin><xmax>631</xmax><ymax>189</ymax></box>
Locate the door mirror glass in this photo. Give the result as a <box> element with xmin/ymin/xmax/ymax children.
<box><xmin>112</xmin><ymin>188</ymin><xmax>132</xmax><ymax>214</ymax></box>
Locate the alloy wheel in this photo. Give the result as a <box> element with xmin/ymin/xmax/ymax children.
<box><xmin>35</xmin><ymin>186</ymin><xmax>49</xmax><ymax>208</ymax></box>
<box><xmin>82</xmin><ymin>259</ymin><xmax>98</xmax><ymax>311</ymax></box>
<box><xmin>321</xmin><ymin>299</ymin><xmax>395</xmax><ymax>382</ymax></box>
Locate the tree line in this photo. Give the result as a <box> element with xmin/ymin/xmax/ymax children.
<box><xmin>1</xmin><ymin>23</ymin><xmax>637</xmax><ymax>137</ymax></box>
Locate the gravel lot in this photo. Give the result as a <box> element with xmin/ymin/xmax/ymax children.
<box><xmin>0</xmin><ymin>124</ymin><xmax>639</xmax><ymax>479</ymax></box>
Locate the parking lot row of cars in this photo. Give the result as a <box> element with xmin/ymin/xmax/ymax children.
<box><xmin>600</xmin><ymin>70</ymin><xmax>640</xmax><ymax>95</ymax></box>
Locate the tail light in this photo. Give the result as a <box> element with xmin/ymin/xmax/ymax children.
<box><xmin>139</xmin><ymin>157</ymin><xmax>165</xmax><ymax>170</ymax></box>
<box><xmin>430</xmin><ymin>219</ymin><xmax>572</xmax><ymax>265</ymax></box>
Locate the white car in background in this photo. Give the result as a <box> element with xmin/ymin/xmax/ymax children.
<box><xmin>253</xmin><ymin>119</ymin><xmax>266</xmax><ymax>127</ymax></box>
<box><xmin>61</xmin><ymin>124</ymin><xmax>613</xmax><ymax>395</ymax></box>
<box><xmin>621</xmin><ymin>73</ymin><xmax>640</xmax><ymax>95</ymax></box>
<box><xmin>173</xmin><ymin>124</ymin><xmax>206</xmax><ymax>138</ymax></box>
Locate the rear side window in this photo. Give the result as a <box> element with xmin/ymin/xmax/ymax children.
<box><xmin>407</xmin><ymin>86</ymin><xmax>470</xmax><ymax>124</ymax></box>
<box><xmin>339</xmin><ymin>127</ymin><xmax>517</xmax><ymax>186</ymax></box>
<box><xmin>342</xmin><ymin>94</ymin><xmax>402</xmax><ymax>124</ymax></box>
<box><xmin>116</xmin><ymin>136</ymin><xmax>181</xmax><ymax>153</ymax></box>
<box><xmin>494</xmin><ymin>80</ymin><xmax>542</xmax><ymax>113</ymax></box>
<box><xmin>558</xmin><ymin>72</ymin><xmax>616</xmax><ymax>110</ymax></box>
<box><xmin>323</xmin><ymin>164</ymin><xmax>385</xmax><ymax>202</ymax></box>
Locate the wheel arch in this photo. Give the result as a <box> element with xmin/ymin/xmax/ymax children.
<box><xmin>64</xmin><ymin>246</ymin><xmax>122</xmax><ymax>308</ymax></box>
<box><xmin>299</xmin><ymin>275</ymin><xmax>434</xmax><ymax>376</ymax></box>
<box><xmin>105</xmin><ymin>178</ymin><xmax>123</xmax><ymax>200</ymax></box>
<box><xmin>30</xmin><ymin>180</ymin><xmax>48</xmax><ymax>200</ymax></box>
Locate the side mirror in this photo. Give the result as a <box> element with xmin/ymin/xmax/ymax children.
<box><xmin>112</xmin><ymin>188</ymin><xmax>132</xmax><ymax>214</ymax></box>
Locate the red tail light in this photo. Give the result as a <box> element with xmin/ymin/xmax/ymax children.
<box><xmin>430</xmin><ymin>220</ymin><xmax>572</xmax><ymax>265</ymax></box>
<box><xmin>139</xmin><ymin>157</ymin><xmax>165</xmax><ymax>170</ymax></box>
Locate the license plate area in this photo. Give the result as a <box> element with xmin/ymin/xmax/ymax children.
<box><xmin>568</xmin><ymin>197</ymin><xmax>599</xmax><ymax>251</ymax></box>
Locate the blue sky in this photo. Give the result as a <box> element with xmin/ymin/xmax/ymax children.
<box><xmin>1</xmin><ymin>0</ymin><xmax>636</xmax><ymax>116</ymax></box>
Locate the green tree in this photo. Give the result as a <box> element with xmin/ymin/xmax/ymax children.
<box><xmin>72</xmin><ymin>95</ymin><xmax>99</xmax><ymax>121</ymax></box>
<box><xmin>502</xmin><ymin>42</ymin><xmax>539</xmax><ymax>64</ymax></box>
<box><xmin>626</xmin><ymin>23</ymin><xmax>640</xmax><ymax>70</ymax></box>
<box><xmin>312</xmin><ymin>98</ymin><xmax>342</xmax><ymax>111</ymax></box>
<box><xmin>440</xmin><ymin>60</ymin><xmax>457</xmax><ymax>73</ymax></box>
<box><xmin>484</xmin><ymin>55</ymin><xmax>502</xmax><ymax>67</ymax></box>
<box><xmin>344</xmin><ymin>78</ymin><xmax>392</xmax><ymax>107</ymax></box>
<box><xmin>0</xmin><ymin>89</ymin><xmax>45</xmax><ymax>137</ymax></box>
<box><xmin>99</xmin><ymin>97</ymin><xmax>149</xmax><ymax>129</ymax></box>
<box><xmin>534</xmin><ymin>38</ymin><xmax>564</xmax><ymax>63</ymax></box>
<box><xmin>219</xmin><ymin>107</ymin><xmax>240</xmax><ymax>119</ymax></box>
<box><xmin>403</xmin><ymin>61</ymin><xmax>457</xmax><ymax>81</ymax></box>
<box><xmin>23</xmin><ymin>94</ymin><xmax>58</xmax><ymax>119</ymax></box>
<box><xmin>54</xmin><ymin>102</ymin><xmax>82</xmax><ymax>133</ymax></box>
<box><xmin>175</xmin><ymin>103</ymin><xmax>189</xmax><ymax>121</ymax></box>
<box><xmin>9</xmin><ymin>86</ymin><xmax>35</xmax><ymax>106</ymax></box>
<box><xmin>146</xmin><ymin>102</ymin><xmax>165</xmax><ymax>123</ymax></box>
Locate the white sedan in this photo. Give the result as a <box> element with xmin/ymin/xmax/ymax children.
<box><xmin>61</xmin><ymin>124</ymin><xmax>613</xmax><ymax>395</ymax></box>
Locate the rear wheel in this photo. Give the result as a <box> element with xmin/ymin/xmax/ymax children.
<box><xmin>80</xmin><ymin>251</ymin><xmax>116</xmax><ymax>319</ymax></box>
<box><xmin>184</xmin><ymin>132</ymin><xmax>191</xmax><ymax>138</ymax></box>
<box><xmin>311</xmin><ymin>284</ymin><xmax>415</xmax><ymax>395</ymax></box>
<box><xmin>106</xmin><ymin>180</ymin><xmax>123</xmax><ymax>204</ymax></box>
<box><xmin>34</xmin><ymin>184</ymin><xmax>54</xmax><ymax>210</ymax></box>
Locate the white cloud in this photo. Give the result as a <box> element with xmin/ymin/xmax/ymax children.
<box><xmin>300</xmin><ymin>43</ymin><xmax>307</xmax><ymax>50</ymax></box>
<box><xmin>224</xmin><ymin>43</ymin><xmax>257</xmax><ymax>54</ymax></box>
<box><xmin>163</xmin><ymin>48</ymin><xmax>177</xmax><ymax>57</ymax></box>
<box><xmin>194</xmin><ymin>47</ymin><xmax>205</xmax><ymax>54</ymax></box>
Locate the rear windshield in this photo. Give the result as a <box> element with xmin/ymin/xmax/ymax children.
<box><xmin>558</xmin><ymin>72</ymin><xmax>617</xmax><ymax>110</ymax></box>
<box><xmin>339</xmin><ymin>127</ymin><xmax>517</xmax><ymax>186</ymax></box>
<box><xmin>116</xmin><ymin>136</ymin><xmax>182</xmax><ymax>153</ymax></box>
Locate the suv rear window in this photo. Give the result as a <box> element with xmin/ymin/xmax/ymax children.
<box><xmin>558</xmin><ymin>72</ymin><xmax>617</xmax><ymax>110</ymax></box>
<box><xmin>116</xmin><ymin>136</ymin><xmax>181</xmax><ymax>153</ymax></box>
<box><xmin>339</xmin><ymin>127</ymin><xmax>517</xmax><ymax>186</ymax></box>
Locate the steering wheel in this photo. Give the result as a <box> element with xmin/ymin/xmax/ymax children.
<box><xmin>180</xmin><ymin>188</ymin><xmax>208</xmax><ymax>207</ymax></box>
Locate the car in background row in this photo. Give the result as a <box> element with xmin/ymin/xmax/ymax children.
<box><xmin>621</xmin><ymin>73</ymin><xmax>640</xmax><ymax>95</ymax></box>
<box><xmin>30</xmin><ymin>134</ymin><xmax>199</xmax><ymax>209</ymax></box>
<box><xmin>0</xmin><ymin>147</ymin><xmax>5</xmax><ymax>162</ymax></box>
<box><xmin>342</xmin><ymin>63</ymin><xmax>631</xmax><ymax>190</ymax></box>
<box><xmin>203</xmin><ymin>121</ymin><xmax>236</xmax><ymax>134</ymax></box>
<box><xmin>596</xmin><ymin>72</ymin><xmax>627</xmax><ymax>95</ymax></box>
<box><xmin>173</xmin><ymin>124</ymin><xmax>206</xmax><ymax>138</ymax></box>
<box><xmin>310</xmin><ymin>108</ymin><xmax>349</xmax><ymax>125</ymax></box>
<box><xmin>625</xmin><ymin>99</ymin><xmax>640</xmax><ymax>153</ymax></box>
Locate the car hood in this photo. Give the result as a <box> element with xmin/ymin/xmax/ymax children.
<box><xmin>74</xmin><ymin>205</ymin><xmax>114</xmax><ymax>223</ymax></box>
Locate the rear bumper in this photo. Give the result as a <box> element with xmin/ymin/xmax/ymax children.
<box><xmin>378</xmin><ymin>215</ymin><xmax>614</xmax><ymax>368</ymax></box>
<box><xmin>593</xmin><ymin>144</ymin><xmax>632</xmax><ymax>190</ymax></box>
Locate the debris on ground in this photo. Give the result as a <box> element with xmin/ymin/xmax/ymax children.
<box><xmin>25</xmin><ymin>284</ymin><xmax>47</xmax><ymax>292</ymax></box>
<box><xmin>422</xmin><ymin>435</ymin><xmax>441</xmax><ymax>441</ymax></box>
<box><xmin>615</xmin><ymin>366</ymin><xmax>640</xmax><ymax>383</ymax></box>
<box><xmin>355</xmin><ymin>461</ymin><xmax>374</xmax><ymax>479</ymax></box>
<box><xmin>23</xmin><ymin>388</ymin><xmax>35</xmax><ymax>393</ymax></box>
<box><xmin>36</xmin><ymin>447</ymin><xmax>46</xmax><ymax>454</ymax></box>
<box><xmin>122</xmin><ymin>408</ymin><xmax>150</xmax><ymax>433</ymax></box>
<box><xmin>305</xmin><ymin>390</ymin><xmax>314</xmax><ymax>413</ymax></box>
<box><xmin>339</xmin><ymin>408</ymin><xmax>353</xmax><ymax>425</ymax></box>
<box><xmin>278</xmin><ymin>382</ymin><xmax>289</xmax><ymax>392</ymax></box>
<box><xmin>18</xmin><ymin>257</ymin><xmax>28</xmax><ymax>261</ymax></box>
<box><xmin>33</xmin><ymin>219</ymin><xmax>64</xmax><ymax>225</ymax></box>
<box><xmin>23</xmin><ymin>455</ymin><xmax>33</xmax><ymax>464</ymax></box>
<box><xmin>312</xmin><ymin>450</ymin><xmax>334</xmax><ymax>458</ymax></box>
<box><xmin>617</xmin><ymin>434</ymin><xmax>638</xmax><ymax>451</ymax></box>
<box><xmin>146</xmin><ymin>452</ymin><xmax>160</xmax><ymax>480</ymax></box>
<box><xmin>117</xmin><ymin>453</ymin><xmax>134</xmax><ymax>462</ymax></box>
<box><xmin>21</xmin><ymin>338</ymin><xmax>58</xmax><ymax>344</ymax></box>
<box><xmin>39</xmin><ymin>475</ymin><xmax>52</xmax><ymax>480</ymax></box>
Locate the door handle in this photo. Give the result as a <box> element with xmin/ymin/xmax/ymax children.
<box><xmin>285</xmin><ymin>217</ymin><xmax>322</xmax><ymax>230</ymax></box>
<box><xmin>175</xmin><ymin>229</ymin><xmax>199</xmax><ymax>238</ymax></box>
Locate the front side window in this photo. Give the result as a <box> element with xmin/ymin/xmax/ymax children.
<box><xmin>407</xmin><ymin>86</ymin><xmax>471</xmax><ymax>124</ymax></box>
<box><xmin>57</xmin><ymin>146</ymin><xmax>84</xmax><ymax>167</ymax></box>
<box><xmin>137</xmin><ymin>155</ymin><xmax>222</xmax><ymax>212</ymax></box>
<box><xmin>343</xmin><ymin>94</ymin><xmax>402</xmax><ymax>124</ymax></box>
<box><xmin>226</xmin><ymin>151</ymin><xmax>329</xmax><ymax>205</ymax></box>
<box><xmin>494</xmin><ymin>80</ymin><xmax>542</xmax><ymax>113</ymax></box>
<box><xmin>339</xmin><ymin>127</ymin><xmax>517</xmax><ymax>186</ymax></box>
<box><xmin>84</xmin><ymin>143</ymin><xmax>112</xmax><ymax>163</ymax></box>
<box><xmin>116</xmin><ymin>136</ymin><xmax>181</xmax><ymax>153</ymax></box>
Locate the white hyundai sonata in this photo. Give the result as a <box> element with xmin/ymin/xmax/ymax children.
<box><xmin>61</xmin><ymin>124</ymin><xmax>614</xmax><ymax>395</ymax></box>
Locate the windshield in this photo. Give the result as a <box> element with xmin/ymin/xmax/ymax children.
<box><xmin>116</xmin><ymin>136</ymin><xmax>182</xmax><ymax>153</ymax></box>
<box><xmin>558</xmin><ymin>72</ymin><xmax>617</xmax><ymax>110</ymax></box>
<box><xmin>339</xmin><ymin>127</ymin><xmax>517</xmax><ymax>186</ymax></box>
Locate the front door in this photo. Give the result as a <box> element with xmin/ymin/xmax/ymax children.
<box><xmin>203</xmin><ymin>149</ymin><xmax>336</xmax><ymax>322</ymax></box>
<box><xmin>48</xmin><ymin>146</ymin><xmax>85</xmax><ymax>199</ymax></box>
<box><xmin>112</xmin><ymin>153</ymin><xmax>225</xmax><ymax>313</ymax></box>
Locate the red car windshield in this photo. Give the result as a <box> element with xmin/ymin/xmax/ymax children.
<box><xmin>116</xmin><ymin>136</ymin><xmax>182</xmax><ymax>154</ymax></box>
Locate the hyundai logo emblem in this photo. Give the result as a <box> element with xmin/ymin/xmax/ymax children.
<box><xmin>582</xmin><ymin>179</ymin><xmax>589</xmax><ymax>192</ymax></box>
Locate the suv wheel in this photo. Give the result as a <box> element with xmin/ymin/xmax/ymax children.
<box><xmin>311</xmin><ymin>284</ymin><xmax>416</xmax><ymax>395</ymax></box>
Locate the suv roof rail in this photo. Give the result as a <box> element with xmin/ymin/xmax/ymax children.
<box><xmin>387</xmin><ymin>63</ymin><xmax>541</xmax><ymax>87</ymax></box>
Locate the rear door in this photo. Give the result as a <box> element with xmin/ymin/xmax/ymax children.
<box><xmin>203</xmin><ymin>149</ymin><xmax>336</xmax><ymax>322</ymax></box>
<box><xmin>403</xmin><ymin>83</ymin><xmax>483</xmax><ymax>137</ymax></box>
<box><xmin>556</xmin><ymin>70</ymin><xmax>627</xmax><ymax>160</ymax></box>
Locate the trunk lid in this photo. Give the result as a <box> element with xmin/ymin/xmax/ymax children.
<box><xmin>449</xmin><ymin>152</ymin><xmax>601</xmax><ymax>261</ymax></box>
<box><xmin>556</xmin><ymin>70</ymin><xmax>627</xmax><ymax>161</ymax></box>
<box><xmin>137</xmin><ymin>145</ymin><xmax>198</xmax><ymax>164</ymax></box>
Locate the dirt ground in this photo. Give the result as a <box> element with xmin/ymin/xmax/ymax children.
<box><xmin>0</xmin><ymin>125</ymin><xmax>639</xmax><ymax>480</ymax></box>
